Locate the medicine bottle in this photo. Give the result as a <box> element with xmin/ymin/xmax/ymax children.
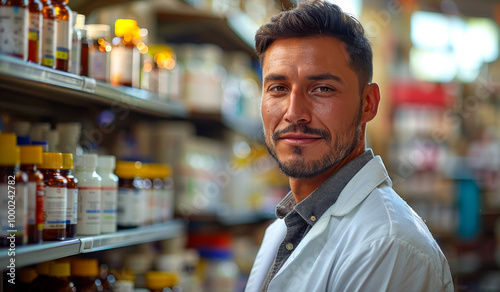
<box><xmin>40</xmin><ymin>0</ymin><xmax>57</xmax><ymax>68</ymax></box>
<box><xmin>0</xmin><ymin>133</ymin><xmax>28</xmax><ymax>246</ymax></box>
<box><xmin>70</xmin><ymin>11</ymin><xmax>81</xmax><ymax>75</ymax></box>
<box><xmin>45</xmin><ymin>262</ymin><xmax>76</xmax><ymax>292</ymax></box>
<box><xmin>19</xmin><ymin>267</ymin><xmax>38</xmax><ymax>291</ymax></box>
<box><xmin>70</xmin><ymin>258</ymin><xmax>103</xmax><ymax>291</ymax></box>
<box><xmin>19</xmin><ymin>145</ymin><xmax>45</xmax><ymax>244</ymax></box>
<box><xmin>30</xmin><ymin>261</ymin><xmax>52</xmax><ymax>291</ymax></box>
<box><xmin>110</xmin><ymin>19</ymin><xmax>140</xmax><ymax>88</ymax></box>
<box><xmin>0</xmin><ymin>0</ymin><xmax>29</xmax><ymax>60</ymax></box>
<box><xmin>140</xmin><ymin>164</ymin><xmax>153</xmax><ymax>225</ymax></box>
<box><xmin>96</xmin><ymin>155</ymin><xmax>118</xmax><ymax>234</ymax></box>
<box><xmin>74</xmin><ymin>154</ymin><xmax>101</xmax><ymax>235</ymax></box>
<box><xmin>86</xmin><ymin>24</ymin><xmax>111</xmax><ymax>83</ymax></box>
<box><xmin>28</xmin><ymin>0</ymin><xmax>43</xmax><ymax>64</ymax></box>
<box><xmin>75</xmin><ymin>13</ymin><xmax>91</xmax><ymax>77</ymax></box>
<box><xmin>39</xmin><ymin>152</ymin><xmax>67</xmax><ymax>241</ymax></box>
<box><xmin>52</xmin><ymin>0</ymin><xmax>72</xmax><ymax>72</ymax></box>
<box><xmin>160</xmin><ymin>164</ymin><xmax>174</xmax><ymax>222</ymax></box>
<box><xmin>115</xmin><ymin>160</ymin><xmax>143</xmax><ymax>229</ymax></box>
<box><xmin>60</xmin><ymin>153</ymin><xmax>78</xmax><ymax>238</ymax></box>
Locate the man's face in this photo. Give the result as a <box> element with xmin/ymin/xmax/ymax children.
<box><xmin>261</xmin><ymin>36</ymin><xmax>365</xmax><ymax>179</ymax></box>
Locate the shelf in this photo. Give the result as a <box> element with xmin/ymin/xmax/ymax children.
<box><xmin>0</xmin><ymin>220</ymin><xmax>185</xmax><ymax>269</ymax></box>
<box><xmin>0</xmin><ymin>54</ymin><xmax>187</xmax><ymax>119</ymax></box>
<box><xmin>222</xmin><ymin>113</ymin><xmax>264</xmax><ymax>142</ymax></box>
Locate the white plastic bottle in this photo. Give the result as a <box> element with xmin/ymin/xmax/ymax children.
<box><xmin>74</xmin><ymin>154</ymin><xmax>101</xmax><ymax>235</ymax></box>
<box><xmin>96</xmin><ymin>155</ymin><xmax>118</xmax><ymax>234</ymax></box>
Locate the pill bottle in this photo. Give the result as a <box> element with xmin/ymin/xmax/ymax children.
<box><xmin>39</xmin><ymin>152</ymin><xmax>67</xmax><ymax>241</ymax></box>
<box><xmin>160</xmin><ymin>164</ymin><xmax>174</xmax><ymax>222</ymax></box>
<box><xmin>32</xmin><ymin>140</ymin><xmax>49</xmax><ymax>152</ymax></box>
<box><xmin>96</xmin><ymin>155</ymin><xmax>118</xmax><ymax>234</ymax></box>
<box><xmin>0</xmin><ymin>133</ymin><xmax>28</xmax><ymax>246</ymax></box>
<box><xmin>75</xmin><ymin>13</ymin><xmax>90</xmax><ymax>77</ymax></box>
<box><xmin>140</xmin><ymin>164</ymin><xmax>153</xmax><ymax>225</ymax></box>
<box><xmin>110</xmin><ymin>19</ymin><xmax>140</xmax><ymax>88</ymax></box>
<box><xmin>52</xmin><ymin>0</ymin><xmax>72</xmax><ymax>72</ymax></box>
<box><xmin>60</xmin><ymin>153</ymin><xmax>78</xmax><ymax>238</ymax></box>
<box><xmin>70</xmin><ymin>258</ymin><xmax>103</xmax><ymax>291</ymax></box>
<box><xmin>0</xmin><ymin>0</ymin><xmax>29</xmax><ymax>60</ymax></box>
<box><xmin>19</xmin><ymin>267</ymin><xmax>38</xmax><ymax>291</ymax></box>
<box><xmin>74</xmin><ymin>154</ymin><xmax>101</xmax><ymax>235</ymax></box>
<box><xmin>40</xmin><ymin>0</ymin><xmax>57</xmax><ymax>68</ymax></box>
<box><xmin>69</xmin><ymin>11</ymin><xmax>81</xmax><ymax>75</ymax></box>
<box><xmin>28</xmin><ymin>0</ymin><xmax>43</xmax><ymax>64</ymax></box>
<box><xmin>45</xmin><ymin>262</ymin><xmax>76</xmax><ymax>292</ymax></box>
<box><xmin>30</xmin><ymin>261</ymin><xmax>53</xmax><ymax>291</ymax></box>
<box><xmin>115</xmin><ymin>160</ymin><xmax>143</xmax><ymax>229</ymax></box>
<box><xmin>86</xmin><ymin>24</ymin><xmax>111</xmax><ymax>83</ymax></box>
<box><xmin>19</xmin><ymin>145</ymin><xmax>44</xmax><ymax>244</ymax></box>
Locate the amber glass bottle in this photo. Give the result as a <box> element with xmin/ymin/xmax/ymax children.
<box><xmin>28</xmin><ymin>0</ymin><xmax>43</xmax><ymax>64</ymax></box>
<box><xmin>52</xmin><ymin>0</ymin><xmax>72</xmax><ymax>72</ymax></box>
<box><xmin>45</xmin><ymin>262</ymin><xmax>76</xmax><ymax>292</ymax></box>
<box><xmin>39</xmin><ymin>152</ymin><xmax>67</xmax><ymax>241</ymax></box>
<box><xmin>40</xmin><ymin>0</ymin><xmax>57</xmax><ymax>68</ymax></box>
<box><xmin>71</xmin><ymin>258</ymin><xmax>103</xmax><ymax>291</ymax></box>
<box><xmin>61</xmin><ymin>153</ymin><xmax>77</xmax><ymax>238</ymax></box>
<box><xmin>19</xmin><ymin>145</ymin><xmax>45</xmax><ymax>244</ymax></box>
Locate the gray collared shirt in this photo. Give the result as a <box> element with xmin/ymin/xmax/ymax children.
<box><xmin>260</xmin><ymin>150</ymin><xmax>374</xmax><ymax>291</ymax></box>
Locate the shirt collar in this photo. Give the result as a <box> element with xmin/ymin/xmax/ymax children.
<box><xmin>275</xmin><ymin>149</ymin><xmax>374</xmax><ymax>224</ymax></box>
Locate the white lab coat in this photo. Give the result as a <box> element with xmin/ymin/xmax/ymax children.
<box><xmin>245</xmin><ymin>156</ymin><xmax>454</xmax><ymax>292</ymax></box>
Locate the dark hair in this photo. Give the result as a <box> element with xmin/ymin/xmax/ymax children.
<box><xmin>255</xmin><ymin>0</ymin><xmax>373</xmax><ymax>87</ymax></box>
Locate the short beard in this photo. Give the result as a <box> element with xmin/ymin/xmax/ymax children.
<box><xmin>265</xmin><ymin>108</ymin><xmax>362</xmax><ymax>179</ymax></box>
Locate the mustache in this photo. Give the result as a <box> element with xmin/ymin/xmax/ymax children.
<box><xmin>272</xmin><ymin>124</ymin><xmax>331</xmax><ymax>143</ymax></box>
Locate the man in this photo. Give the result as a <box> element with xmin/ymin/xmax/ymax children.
<box><xmin>245</xmin><ymin>1</ymin><xmax>454</xmax><ymax>291</ymax></box>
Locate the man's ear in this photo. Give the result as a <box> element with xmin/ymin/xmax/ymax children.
<box><xmin>361</xmin><ymin>83</ymin><xmax>380</xmax><ymax>123</ymax></box>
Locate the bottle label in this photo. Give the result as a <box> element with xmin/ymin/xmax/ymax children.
<box><xmin>28</xmin><ymin>12</ymin><xmax>42</xmax><ymax>47</ymax></box>
<box><xmin>44</xmin><ymin>186</ymin><xmax>67</xmax><ymax>229</ymax></box>
<box><xmin>0</xmin><ymin>182</ymin><xmax>28</xmax><ymax>237</ymax></box>
<box><xmin>42</xmin><ymin>18</ymin><xmax>56</xmax><ymax>66</ymax></box>
<box><xmin>66</xmin><ymin>188</ymin><xmax>78</xmax><ymax>224</ymax></box>
<box><xmin>77</xmin><ymin>187</ymin><xmax>101</xmax><ymax>230</ymax></box>
<box><xmin>110</xmin><ymin>46</ymin><xmax>139</xmax><ymax>85</ymax></box>
<box><xmin>27</xmin><ymin>182</ymin><xmax>36</xmax><ymax>225</ymax></box>
<box><xmin>0</xmin><ymin>7</ymin><xmax>29</xmax><ymax>59</ymax></box>
<box><xmin>89</xmin><ymin>49</ymin><xmax>109</xmax><ymax>82</ymax></box>
<box><xmin>56</xmin><ymin>18</ymin><xmax>70</xmax><ymax>61</ymax></box>
<box><xmin>36</xmin><ymin>182</ymin><xmax>44</xmax><ymax>230</ymax></box>
<box><xmin>101</xmin><ymin>186</ymin><xmax>117</xmax><ymax>224</ymax></box>
<box><xmin>117</xmin><ymin>187</ymin><xmax>142</xmax><ymax>227</ymax></box>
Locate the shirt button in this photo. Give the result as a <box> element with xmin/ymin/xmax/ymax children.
<box><xmin>310</xmin><ymin>216</ymin><xmax>317</xmax><ymax>222</ymax></box>
<box><xmin>285</xmin><ymin>243</ymin><xmax>294</xmax><ymax>251</ymax></box>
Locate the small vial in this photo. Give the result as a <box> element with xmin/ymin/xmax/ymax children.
<box><xmin>40</xmin><ymin>0</ymin><xmax>57</xmax><ymax>68</ymax></box>
<box><xmin>18</xmin><ymin>268</ymin><xmax>38</xmax><ymax>291</ymax></box>
<box><xmin>0</xmin><ymin>133</ymin><xmax>29</xmax><ymax>246</ymax></box>
<box><xmin>70</xmin><ymin>11</ymin><xmax>81</xmax><ymax>75</ymax></box>
<box><xmin>115</xmin><ymin>160</ymin><xmax>143</xmax><ymax>229</ymax></box>
<box><xmin>110</xmin><ymin>19</ymin><xmax>141</xmax><ymax>88</ymax></box>
<box><xmin>19</xmin><ymin>145</ymin><xmax>45</xmax><ymax>244</ymax></box>
<box><xmin>0</xmin><ymin>0</ymin><xmax>29</xmax><ymax>60</ymax></box>
<box><xmin>39</xmin><ymin>152</ymin><xmax>67</xmax><ymax>241</ymax></box>
<box><xmin>97</xmin><ymin>155</ymin><xmax>118</xmax><ymax>234</ymax></box>
<box><xmin>28</xmin><ymin>0</ymin><xmax>44</xmax><ymax>64</ymax></box>
<box><xmin>74</xmin><ymin>154</ymin><xmax>101</xmax><ymax>236</ymax></box>
<box><xmin>52</xmin><ymin>0</ymin><xmax>72</xmax><ymax>72</ymax></box>
<box><xmin>45</xmin><ymin>262</ymin><xmax>76</xmax><ymax>292</ymax></box>
<box><xmin>75</xmin><ymin>13</ymin><xmax>91</xmax><ymax>77</ymax></box>
<box><xmin>70</xmin><ymin>258</ymin><xmax>103</xmax><ymax>291</ymax></box>
<box><xmin>60</xmin><ymin>153</ymin><xmax>78</xmax><ymax>238</ymax></box>
<box><xmin>86</xmin><ymin>24</ymin><xmax>111</xmax><ymax>83</ymax></box>
<box><xmin>30</xmin><ymin>261</ymin><xmax>52</xmax><ymax>291</ymax></box>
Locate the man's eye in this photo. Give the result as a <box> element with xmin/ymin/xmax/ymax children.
<box><xmin>314</xmin><ymin>86</ymin><xmax>335</xmax><ymax>93</ymax></box>
<box><xmin>269</xmin><ymin>85</ymin><xmax>287</xmax><ymax>92</ymax></box>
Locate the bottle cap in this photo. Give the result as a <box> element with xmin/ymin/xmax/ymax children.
<box><xmin>61</xmin><ymin>153</ymin><xmax>74</xmax><ymax>170</ymax></box>
<box><xmin>75</xmin><ymin>153</ymin><xmax>97</xmax><ymax>170</ymax></box>
<box><xmin>20</xmin><ymin>145</ymin><xmax>43</xmax><ymax>165</ymax></box>
<box><xmin>0</xmin><ymin>132</ymin><xmax>16</xmax><ymax>146</ymax></box>
<box><xmin>39</xmin><ymin>152</ymin><xmax>63</xmax><ymax>169</ymax></box>
<box><xmin>97</xmin><ymin>155</ymin><xmax>116</xmax><ymax>170</ymax></box>
<box><xmin>48</xmin><ymin>262</ymin><xmax>71</xmax><ymax>277</ymax></box>
<box><xmin>0</xmin><ymin>146</ymin><xmax>19</xmax><ymax>166</ymax></box>
<box><xmin>115</xmin><ymin>19</ymin><xmax>138</xmax><ymax>37</ymax></box>
<box><xmin>71</xmin><ymin>258</ymin><xmax>99</xmax><ymax>277</ymax></box>
<box><xmin>145</xmin><ymin>271</ymin><xmax>170</xmax><ymax>290</ymax></box>
<box><xmin>36</xmin><ymin>261</ymin><xmax>52</xmax><ymax>276</ymax></box>
<box><xmin>115</xmin><ymin>161</ymin><xmax>142</xmax><ymax>179</ymax></box>
<box><xmin>17</xmin><ymin>135</ymin><xmax>31</xmax><ymax>145</ymax></box>
<box><xmin>31</xmin><ymin>140</ymin><xmax>48</xmax><ymax>152</ymax></box>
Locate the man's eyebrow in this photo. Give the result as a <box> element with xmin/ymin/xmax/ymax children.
<box><xmin>308</xmin><ymin>73</ymin><xmax>345</xmax><ymax>85</ymax></box>
<box><xmin>263</xmin><ymin>74</ymin><xmax>287</xmax><ymax>83</ymax></box>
